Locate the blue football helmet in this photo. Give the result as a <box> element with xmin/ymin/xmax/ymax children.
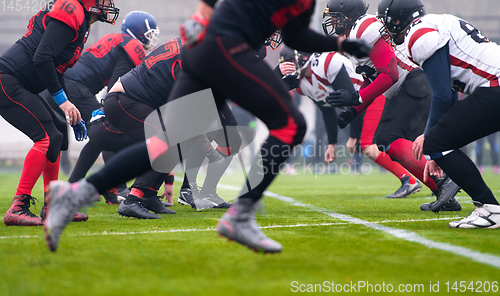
<box><xmin>121</xmin><ymin>11</ymin><xmax>160</xmax><ymax>50</ymax></box>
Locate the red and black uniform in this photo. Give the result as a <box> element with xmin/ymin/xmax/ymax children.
<box><xmin>0</xmin><ymin>0</ymin><xmax>91</xmax><ymax>225</ymax></box>
<box><xmin>44</xmin><ymin>33</ymin><xmax>146</xmax><ymax>123</ymax></box>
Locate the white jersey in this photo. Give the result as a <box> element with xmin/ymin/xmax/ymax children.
<box><xmin>297</xmin><ymin>51</ymin><xmax>362</xmax><ymax>107</ymax></box>
<box><xmin>405</xmin><ymin>14</ymin><xmax>500</xmax><ymax>94</ymax></box>
<box><xmin>347</xmin><ymin>14</ymin><xmax>418</xmax><ymax>99</ymax></box>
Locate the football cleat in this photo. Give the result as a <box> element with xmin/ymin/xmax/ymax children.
<box><xmin>102</xmin><ymin>187</ymin><xmax>122</xmax><ymax>205</ymax></box>
<box><xmin>425</xmin><ymin>176</ymin><xmax>461</xmax><ymax>213</ymax></box>
<box><xmin>420</xmin><ymin>197</ymin><xmax>462</xmax><ymax>212</ymax></box>
<box><xmin>217</xmin><ymin>198</ymin><xmax>282</xmax><ymax>253</ymax></box>
<box><xmin>141</xmin><ymin>192</ymin><xmax>176</xmax><ymax>214</ymax></box>
<box><xmin>203</xmin><ymin>192</ymin><xmax>232</xmax><ymax>209</ymax></box>
<box><xmin>118</xmin><ymin>197</ymin><xmax>161</xmax><ymax>219</ymax></box>
<box><xmin>449</xmin><ymin>202</ymin><xmax>500</xmax><ymax>229</ymax></box>
<box><xmin>386</xmin><ymin>176</ymin><xmax>422</xmax><ymax>198</ymax></box>
<box><xmin>4</xmin><ymin>194</ymin><xmax>42</xmax><ymax>226</ymax></box>
<box><xmin>44</xmin><ymin>179</ymin><xmax>100</xmax><ymax>251</ymax></box>
<box><xmin>178</xmin><ymin>187</ymin><xmax>194</xmax><ymax>206</ymax></box>
<box><xmin>40</xmin><ymin>204</ymin><xmax>88</xmax><ymax>222</ymax></box>
<box><xmin>178</xmin><ymin>183</ymin><xmax>217</xmax><ymax>210</ymax></box>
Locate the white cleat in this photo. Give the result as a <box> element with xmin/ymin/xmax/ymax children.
<box><xmin>449</xmin><ymin>202</ymin><xmax>500</xmax><ymax>229</ymax></box>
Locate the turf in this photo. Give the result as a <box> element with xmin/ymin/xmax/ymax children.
<box><xmin>1</xmin><ymin>170</ymin><xmax>500</xmax><ymax>295</ymax></box>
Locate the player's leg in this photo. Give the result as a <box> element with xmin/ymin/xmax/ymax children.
<box><xmin>423</xmin><ymin>87</ymin><xmax>500</xmax><ymax>227</ymax></box>
<box><xmin>360</xmin><ymin>95</ymin><xmax>421</xmax><ymax>198</ymax></box>
<box><xmin>0</xmin><ymin>74</ymin><xmax>63</xmax><ymax>226</ymax></box>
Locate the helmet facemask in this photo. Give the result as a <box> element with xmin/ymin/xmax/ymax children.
<box><xmin>322</xmin><ymin>11</ymin><xmax>350</xmax><ymax>36</ymax></box>
<box><xmin>264</xmin><ymin>31</ymin><xmax>282</xmax><ymax>50</ymax></box>
<box><xmin>87</xmin><ymin>0</ymin><xmax>120</xmax><ymax>24</ymax></box>
<box><xmin>141</xmin><ymin>19</ymin><xmax>160</xmax><ymax>50</ymax></box>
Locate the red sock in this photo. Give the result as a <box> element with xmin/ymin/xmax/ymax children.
<box><xmin>43</xmin><ymin>153</ymin><xmax>60</xmax><ymax>193</ymax></box>
<box><xmin>16</xmin><ymin>147</ymin><xmax>49</xmax><ymax>196</ymax></box>
<box><xmin>130</xmin><ymin>188</ymin><xmax>145</xmax><ymax>198</ymax></box>
<box><xmin>374</xmin><ymin>152</ymin><xmax>416</xmax><ymax>184</ymax></box>
<box><xmin>386</xmin><ymin>138</ymin><xmax>438</xmax><ymax>191</ymax></box>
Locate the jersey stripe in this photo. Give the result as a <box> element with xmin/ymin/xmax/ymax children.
<box><xmin>323</xmin><ymin>52</ymin><xmax>336</xmax><ymax>75</ymax></box>
<box><xmin>450</xmin><ymin>55</ymin><xmax>499</xmax><ymax>87</ymax></box>
<box><xmin>408</xmin><ymin>28</ymin><xmax>437</xmax><ymax>58</ymax></box>
<box><xmin>312</xmin><ymin>71</ymin><xmax>330</xmax><ymax>87</ymax></box>
<box><xmin>356</xmin><ymin>17</ymin><xmax>378</xmax><ymax>39</ymax></box>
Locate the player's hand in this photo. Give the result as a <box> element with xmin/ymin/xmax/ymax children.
<box><xmin>161</xmin><ymin>183</ymin><xmax>174</xmax><ymax>206</ymax></box>
<box><xmin>324</xmin><ymin>144</ymin><xmax>337</xmax><ymax>163</ymax></box>
<box><xmin>326</xmin><ymin>89</ymin><xmax>361</xmax><ymax>107</ymax></box>
<box><xmin>341</xmin><ymin>38</ymin><xmax>372</xmax><ymax>58</ymax></box>
<box><xmin>423</xmin><ymin>160</ymin><xmax>442</xmax><ymax>183</ymax></box>
<box><xmin>412</xmin><ymin>134</ymin><xmax>425</xmax><ymax>161</ymax></box>
<box><xmin>282</xmin><ymin>73</ymin><xmax>300</xmax><ymax>90</ymax></box>
<box><xmin>71</xmin><ymin>119</ymin><xmax>88</xmax><ymax>141</ymax></box>
<box><xmin>337</xmin><ymin>107</ymin><xmax>358</xmax><ymax>129</ymax></box>
<box><xmin>346</xmin><ymin>137</ymin><xmax>358</xmax><ymax>154</ymax></box>
<box><xmin>180</xmin><ymin>12</ymin><xmax>209</xmax><ymax>48</ymax></box>
<box><xmin>59</xmin><ymin>100</ymin><xmax>81</xmax><ymax>125</ymax></box>
<box><xmin>279</xmin><ymin>62</ymin><xmax>296</xmax><ymax>76</ymax></box>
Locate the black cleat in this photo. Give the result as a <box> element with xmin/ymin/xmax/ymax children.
<box><xmin>118</xmin><ymin>201</ymin><xmax>161</xmax><ymax>219</ymax></box>
<box><xmin>141</xmin><ymin>192</ymin><xmax>176</xmax><ymax>214</ymax></box>
<box><xmin>420</xmin><ymin>197</ymin><xmax>462</xmax><ymax>212</ymax></box>
<box><xmin>425</xmin><ymin>176</ymin><xmax>461</xmax><ymax>213</ymax></box>
<box><xmin>386</xmin><ymin>176</ymin><xmax>422</xmax><ymax>198</ymax></box>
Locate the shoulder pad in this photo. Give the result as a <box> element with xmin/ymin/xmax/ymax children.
<box><xmin>123</xmin><ymin>38</ymin><xmax>146</xmax><ymax>66</ymax></box>
<box><xmin>47</xmin><ymin>0</ymin><xmax>85</xmax><ymax>33</ymax></box>
<box><xmin>350</xmin><ymin>15</ymin><xmax>382</xmax><ymax>46</ymax></box>
<box><xmin>406</xmin><ymin>18</ymin><xmax>448</xmax><ymax>65</ymax></box>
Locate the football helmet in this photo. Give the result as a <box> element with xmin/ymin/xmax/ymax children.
<box><xmin>322</xmin><ymin>0</ymin><xmax>368</xmax><ymax>36</ymax></box>
<box><xmin>80</xmin><ymin>0</ymin><xmax>119</xmax><ymax>24</ymax></box>
<box><xmin>122</xmin><ymin>11</ymin><xmax>160</xmax><ymax>50</ymax></box>
<box><xmin>377</xmin><ymin>0</ymin><xmax>426</xmax><ymax>41</ymax></box>
<box><xmin>264</xmin><ymin>30</ymin><xmax>282</xmax><ymax>50</ymax></box>
<box><xmin>279</xmin><ymin>46</ymin><xmax>311</xmax><ymax>74</ymax></box>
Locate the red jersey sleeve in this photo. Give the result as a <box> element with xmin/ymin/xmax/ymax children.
<box><xmin>123</xmin><ymin>39</ymin><xmax>146</xmax><ymax>66</ymax></box>
<box><xmin>358</xmin><ymin>38</ymin><xmax>399</xmax><ymax>105</ymax></box>
<box><xmin>46</xmin><ymin>0</ymin><xmax>85</xmax><ymax>39</ymax></box>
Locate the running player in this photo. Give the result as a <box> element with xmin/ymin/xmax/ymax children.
<box><xmin>43</xmin><ymin>0</ymin><xmax>371</xmax><ymax>252</ymax></box>
<box><xmin>378</xmin><ymin>0</ymin><xmax>500</xmax><ymax>228</ymax></box>
<box><xmin>1</xmin><ymin>0</ymin><xmax>119</xmax><ymax>226</ymax></box>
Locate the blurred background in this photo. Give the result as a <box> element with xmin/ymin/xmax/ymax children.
<box><xmin>0</xmin><ymin>0</ymin><xmax>498</xmax><ymax>171</ymax></box>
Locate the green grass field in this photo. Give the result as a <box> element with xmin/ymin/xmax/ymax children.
<box><xmin>1</xmin><ymin>169</ymin><xmax>500</xmax><ymax>295</ymax></box>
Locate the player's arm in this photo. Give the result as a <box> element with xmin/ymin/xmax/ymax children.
<box><xmin>181</xmin><ymin>0</ymin><xmax>216</xmax><ymax>46</ymax></box>
<box><xmin>357</xmin><ymin>38</ymin><xmax>398</xmax><ymax>106</ymax></box>
<box><xmin>421</xmin><ymin>43</ymin><xmax>455</xmax><ymax>134</ymax></box>
<box><xmin>315</xmin><ymin>102</ymin><xmax>338</xmax><ymax>145</ymax></box>
<box><xmin>281</xmin><ymin>9</ymin><xmax>369</xmax><ymax>58</ymax></box>
<box><xmin>109</xmin><ymin>48</ymin><xmax>137</xmax><ymax>89</ymax></box>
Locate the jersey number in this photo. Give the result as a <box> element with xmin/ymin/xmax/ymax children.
<box><xmin>144</xmin><ymin>40</ymin><xmax>181</xmax><ymax>69</ymax></box>
<box><xmin>59</xmin><ymin>0</ymin><xmax>76</xmax><ymax>14</ymax></box>
<box><xmin>459</xmin><ymin>20</ymin><xmax>489</xmax><ymax>43</ymax></box>
<box><xmin>88</xmin><ymin>34</ymin><xmax>124</xmax><ymax>58</ymax></box>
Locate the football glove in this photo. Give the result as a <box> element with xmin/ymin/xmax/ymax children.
<box><xmin>341</xmin><ymin>38</ymin><xmax>371</xmax><ymax>58</ymax></box>
<box><xmin>180</xmin><ymin>12</ymin><xmax>209</xmax><ymax>48</ymax></box>
<box><xmin>326</xmin><ymin>89</ymin><xmax>362</xmax><ymax>107</ymax></box>
<box><xmin>71</xmin><ymin>119</ymin><xmax>88</xmax><ymax>141</ymax></box>
<box><xmin>282</xmin><ymin>73</ymin><xmax>300</xmax><ymax>90</ymax></box>
<box><xmin>337</xmin><ymin>107</ymin><xmax>358</xmax><ymax>129</ymax></box>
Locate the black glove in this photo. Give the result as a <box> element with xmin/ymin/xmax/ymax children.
<box><xmin>356</xmin><ymin>65</ymin><xmax>378</xmax><ymax>82</ymax></box>
<box><xmin>282</xmin><ymin>73</ymin><xmax>300</xmax><ymax>90</ymax></box>
<box><xmin>326</xmin><ymin>89</ymin><xmax>361</xmax><ymax>107</ymax></box>
<box><xmin>341</xmin><ymin>39</ymin><xmax>371</xmax><ymax>58</ymax></box>
<box><xmin>337</xmin><ymin>107</ymin><xmax>358</xmax><ymax>129</ymax></box>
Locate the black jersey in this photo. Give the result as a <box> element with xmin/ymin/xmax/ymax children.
<box><xmin>65</xmin><ymin>33</ymin><xmax>146</xmax><ymax>95</ymax></box>
<box><xmin>120</xmin><ymin>37</ymin><xmax>183</xmax><ymax>109</ymax></box>
<box><xmin>0</xmin><ymin>0</ymin><xmax>90</xmax><ymax>94</ymax></box>
<box><xmin>208</xmin><ymin>0</ymin><xmax>315</xmax><ymax>50</ymax></box>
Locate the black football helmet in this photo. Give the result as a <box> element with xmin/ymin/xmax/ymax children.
<box><xmin>322</xmin><ymin>0</ymin><xmax>368</xmax><ymax>36</ymax></box>
<box><xmin>377</xmin><ymin>0</ymin><xmax>426</xmax><ymax>42</ymax></box>
<box><xmin>81</xmin><ymin>0</ymin><xmax>120</xmax><ymax>24</ymax></box>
